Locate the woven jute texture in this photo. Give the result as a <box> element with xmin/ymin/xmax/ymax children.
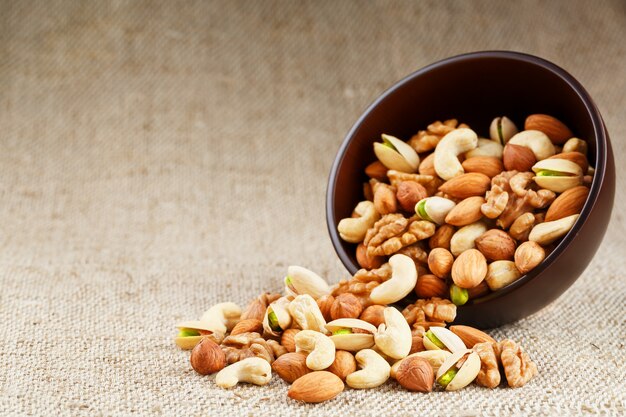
<box><xmin>1</xmin><ymin>1</ymin><xmax>625</xmax><ymax>416</ymax></box>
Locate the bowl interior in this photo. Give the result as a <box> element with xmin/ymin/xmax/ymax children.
<box><xmin>328</xmin><ymin>52</ymin><xmax>600</xmax><ymax>276</ymax></box>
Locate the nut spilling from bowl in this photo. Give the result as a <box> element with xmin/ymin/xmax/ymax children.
<box><xmin>339</xmin><ymin>115</ymin><xmax>592</xmax><ymax>304</ymax></box>
<box><xmin>175</xmin><ymin>262</ymin><xmax>538</xmax><ymax>403</ymax></box>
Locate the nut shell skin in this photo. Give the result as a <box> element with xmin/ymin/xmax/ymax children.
<box><xmin>395</xmin><ymin>356</ymin><xmax>434</xmax><ymax>392</ymax></box>
<box><xmin>190</xmin><ymin>338</ymin><xmax>226</xmax><ymax>375</ymax></box>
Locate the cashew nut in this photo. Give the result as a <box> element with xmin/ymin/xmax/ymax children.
<box><xmin>285</xmin><ymin>266</ymin><xmax>330</xmax><ymax>300</ymax></box>
<box><xmin>215</xmin><ymin>357</ymin><xmax>272</xmax><ymax>388</ymax></box>
<box><xmin>369</xmin><ymin>254</ymin><xmax>417</xmax><ymax>305</ymax></box>
<box><xmin>529</xmin><ymin>214</ymin><xmax>579</xmax><ymax>245</ymax></box>
<box><xmin>288</xmin><ymin>294</ymin><xmax>327</xmax><ymax>333</ymax></box>
<box><xmin>345</xmin><ymin>349</ymin><xmax>391</xmax><ymax>389</ymax></box>
<box><xmin>508</xmin><ymin>130</ymin><xmax>556</xmax><ymax>161</ymax></box>
<box><xmin>563</xmin><ymin>137</ymin><xmax>588</xmax><ymax>155</ymax></box>
<box><xmin>465</xmin><ymin>138</ymin><xmax>504</xmax><ymax>159</ymax></box>
<box><xmin>434</xmin><ymin>128</ymin><xmax>478</xmax><ymax>180</ymax></box>
<box><xmin>199</xmin><ymin>302</ymin><xmax>242</xmax><ymax>334</ymax></box>
<box><xmin>337</xmin><ymin>201</ymin><xmax>380</xmax><ymax>243</ymax></box>
<box><xmin>450</xmin><ymin>221</ymin><xmax>488</xmax><ymax>257</ymax></box>
<box><xmin>374</xmin><ymin>307</ymin><xmax>412</xmax><ymax>359</ymax></box>
<box><xmin>295</xmin><ymin>330</ymin><xmax>336</xmax><ymax>370</ymax></box>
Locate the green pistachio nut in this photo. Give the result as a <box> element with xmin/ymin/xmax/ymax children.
<box><xmin>382</xmin><ymin>136</ymin><xmax>398</xmax><ymax>152</ymax></box>
<box><xmin>437</xmin><ymin>368</ymin><xmax>458</xmax><ymax>387</ymax></box>
<box><xmin>284</xmin><ymin>276</ymin><xmax>292</xmax><ymax>286</ymax></box>
<box><xmin>267</xmin><ymin>310</ymin><xmax>281</xmax><ymax>332</ymax></box>
<box><xmin>536</xmin><ymin>169</ymin><xmax>566</xmax><ymax>177</ymax></box>
<box><xmin>416</xmin><ymin>200</ymin><xmax>432</xmax><ymax>222</ymax></box>
<box><xmin>425</xmin><ymin>330</ymin><xmax>445</xmax><ymax>349</ymax></box>
<box><xmin>178</xmin><ymin>328</ymin><xmax>200</xmax><ymax>338</ymax></box>
<box><xmin>332</xmin><ymin>328</ymin><xmax>353</xmax><ymax>335</ymax></box>
<box><xmin>450</xmin><ymin>284</ymin><xmax>469</xmax><ymax>306</ymax></box>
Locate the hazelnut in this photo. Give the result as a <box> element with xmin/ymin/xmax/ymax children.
<box><xmin>475</xmin><ymin>229</ymin><xmax>516</xmax><ymax>261</ymax></box>
<box><xmin>514</xmin><ymin>241</ymin><xmax>545</xmax><ymax>274</ymax></box>
<box><xmin>503</xmin><ymin>143</ymin><xmax>536</xmax><ymax>172</ymax></box>
<box><xmin>429</xmin><ymin>224</ymin><xmax>455</xmax><ymax>250</ymax></box>
<box><xmin>190</xmin><ymin>338</ymin><xmax>226</xmax><ymax>375</ymax></box>
<box><xmin>316</xmin><ymin>295</ymin><xmax>335</xmax><ymax>322</ymax></box>
<box><xmin>373</xmin><ymin>183</ymin><xmax>397</xmax><ymax>215</ymax></box>
<box><xmin>427</xmin><ymin>248</ymin><xmax>454</xmax><ymax>278</ymax></box>
<box><xmin>326</xmin><ymin>350</ymin><xmax>357</xmax><ymax>380</ymax></box>
<box><xmin>272</xmin><ymin>352</ymin><xmax>310</xmax><ymax>383</ymax></box>
<box><xmin>359</xmin><ymin>305</ymin><xmax>386</xmax><ymax>327</ymax></box>
<box><xmin>396</xmin><ymin>181</ymin><xmax>428</xmax><ymax>212</ymax></box>
<box><xmin>395</xmin><ymin>356</ymin><xmax>435</xmax><ymax>392</ymax></box>
<box><xmin>281</xmin><ymin>328</ymin><xmax>301</xmax><ymax>353</ymax></box>
<box><xmin>330</xmin><ymin>293</ymin><xmax>363</xmax><ymax>320</ymax></box>
<box><xmin>356</xmin><ymin>243</ymin><xmax>384</xmax><ymax>270</ymax></box>
<box><xmin>415</xmin><ymin>274</ymin><xmax>448</xmax><ymax>299</ymax></box>
<box><xmin>451</xmin><ymin>249</ymin><xmax>488</xmax><ymax>289</ymax></box>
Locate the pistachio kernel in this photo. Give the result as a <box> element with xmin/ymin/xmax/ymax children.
<box><xmin>437</xmin><ymin>368</ymin><xmax>458</xmax><ymax>387</ymax></box>
<box><xmin>450</xmin><ymin>284</ymin><xmax>469</xmax><ymax>306</ymax></box>
<box><xmin>178</xmin><ymin>328</ymin><xmax>200</xmax><ymax>338</ymax></box>
<box><xmin>536</xmin><ymin>169</ymin><xmax>570</xmax><ymax>177</ymax></box>
<box><xmin>416</xmin><ymin>200</ymin><xmax>432</xmax><ymax>222</ymax></box>
<box><xmin>267</xmin><ymin>310</ymin><xmax>281</xmax><ymax>332</ymax></box>
<box><xmin>332</xmin><ymin>328</ymin><xmax>352</xmax><ymax>335</ymax></box>
<box><xmin>382</xmin><ymin>136</ymin><xmax>398</xmax><ymax>151</ymax></box>
<box><xmin>425</xmin><ymin>330</ymin><xmax>445</xmax><ymax>349</ymax></box>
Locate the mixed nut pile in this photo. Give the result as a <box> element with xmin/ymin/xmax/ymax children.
<box><xmin>173</xmin><ymin>114</ymin><xmax>591</xmax><ymax>402</ymax></box>
<box><xmin>338</xmin><ymin>114</ymin><xmax>592</xmax><ymax>303</ymax></box>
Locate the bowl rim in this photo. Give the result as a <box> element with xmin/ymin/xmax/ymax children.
<box><xmin>325</xmin><ymin>50</ymin><xmax>608</xmax><ymax>303</ymax></box>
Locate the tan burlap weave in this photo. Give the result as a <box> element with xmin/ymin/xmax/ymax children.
<box><xmin>1</xmin><ymin>1</ymin><xmax>625</xmax><ymax>415</ymax></box>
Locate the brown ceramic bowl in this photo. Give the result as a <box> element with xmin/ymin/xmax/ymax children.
<box><xmin>326</xmin><ymin>51</ymin><xmax>615</xmax><ymax>328</ymax></box>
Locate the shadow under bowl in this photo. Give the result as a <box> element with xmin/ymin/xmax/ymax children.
<box><xmin>326</xmin><ymin>51</ymin><xmax>615</xmax><ymax>329</ymax></box>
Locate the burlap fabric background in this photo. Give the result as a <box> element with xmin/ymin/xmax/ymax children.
<box><xmin>1</xmin><ymin>1</ymin><xmax>625</xmax><ymax>416</ymax></box>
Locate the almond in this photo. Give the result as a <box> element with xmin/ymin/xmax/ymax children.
<box><xmin>419</xmin><ymin>153</ymin><xmax>436</xmax><ymax>176</ymax></box>
<box><xmin>525</xmin><ymin>114</ymin><xmax>573</xmax><ymax>144</ymax></box>
<box><xmin>438</xmin><ymin>173</ymin><xmax>491</xmax><ymax>199</ymax></box>
<box><xmin>326</xmin><ymin>350</ymin><xmax>357</xmax><ymax>380</ymax></box>
<box><xmin>364</xmin><ymin>161</ymin><xmax>388</xmax><ymax>181</ymax></box>
<box><xmin>503</xmin><ymin>144</ymin><xmax>536</xmax><ymax>172</ymax></box>
<box><xmin>356</xmin><ymin>243</ymin><xmax>384</xmax><ymax>270</ymax></box>
<box><xmin>190</xmin><ymin>338</ymin><xmax>226</xmax><ymax>375</ymax></box>
<box><xmin>461</xmin><ymin>156</ymin><xmax>504</xmax><ymax>178</ymax></box>
<box><xmin>281</xmin><ymin>328</ymin><xmax>301</xmax><ymax>353</ymax></box>
<box><xmin>474</xmin><ymin>229</ymin><xmax>516</xmax><ymax>261</ymax></box>
<box><xmin>449</xmin><ymin>325</ymin><xmax>496</xmax><ymax>348</ymax></box>
<box><xmin>548</xmin><ymin>151</ymin><xmax>589</xmax><ymax>173</ymax></box>
<box><xmin>451</xmin><ymin>249</ymin><xmax>488</xmax><ymax>289</ymax></box>
<box><xmin>230</xmin><ymin>318</ymin><xmax>263</xmax><ymax>336</ymax></box>
<box><xmin>288</xmin><ymin>371</ymin><xmax>344</xmax><ymax>403</ymax></box>
<box><xmin>444</xmin><ymin>196</ymin><xmax>485</xmax><ymax>226</ymax></box>
<box><xmin>415</xmin><ymin>274</ymin><xmax>449</xmax><ymax>298</ymax></box>
<box><xmin>272</xmin><ymin>352</ymin><xmax>310</xmax><ymax>383</ymax></box>
<box><xmin>545</xmin><ymin>185</ymin><xmax>589</xmax><ymax>222</ymax></box>
<box><xmin>427</xmin><ymin>247</ymin><xmax>454</xmax><ymax>278</ymax></box>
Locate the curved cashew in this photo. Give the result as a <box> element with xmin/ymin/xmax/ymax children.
<box><xmin>508</xmin><ymin>130</ymin><xmax>556</xmax><ymax>161</ymax></box>
<box><xmin>288</xmin><ymin>294</ymin><xmax>327</xmax><ymax>333</ymax></box>
<box><xmin>345</xmin><ymin>349</ymin><xmax>391</xmax><ymax>389</ymax></box>
<box><xmin>374</xmin><ymin>307</ymin><xmax>412</xmax><ymax>359</ymax></box>
<box><xmin>200</xmin><ymin>302</ymin><xmax>242</xmax><ymax>334</ymax></box>
<box><xmin>465</xmin><ymin>138</ymin><xmax>504</xmax><ymax>159</ymax></box>
<box><xmin>337</xmin><ymin>201</ymin><xmax>380</xmax><ymax>243</ymax></box>
<box><xmin>563</xmin><ymin>137</ymin><xmax>587</xmax><ymax>155</ymax></box>
<box><xmin>215</xmin><ymin>357</ymin><xmax>272</xmax><ymax>388</ymax></box>
<box><xmin>529</xmin><ymin>214</ymin><xmax>579</xmax><ymax>245</ymax></box>
<box><xmin>434</xmin><ymin>128</ymin><xmax>478</xmax><ymax>180</ymax></box>
<box><xmin>285</xmin><ymin>265</ymin><xmax>330</xmax><ymax>299</ymax></box>
<box><xmin>369</xmin><ymin>254</ymin><xmax>417</xmax><ymax>305</ymax></box>
<box><xmin>449</xmin><ymin>222</ymin><xmax>488</xmax><ymax>257</ymax></box>
<box><xmin>295</xmin><ymin>330</ymin><xmax>336</xmax><ymax>370</ymax></box>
